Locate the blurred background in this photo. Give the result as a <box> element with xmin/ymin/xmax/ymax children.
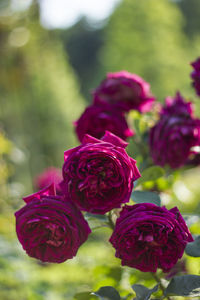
<box><xmin>1</xmin><ymin>0</ymin><xmax>200</xmax><ymax>299</ymax></box>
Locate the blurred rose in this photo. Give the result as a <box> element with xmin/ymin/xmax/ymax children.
<box><xmin>75</xmin><ymin>104</ymin><xmax>134</xmax><ymax>142</ymax></box>
<box><xmin>191</xmin><ymin>57</ymin><xmax>200</xmax><ymax>97</ymax></box>
<box><xmin>34</xmin><ymin>167</ymin><xmax>62</xmax><ymax>194</ymax></box>
<box><xmin>93</xmin><ymin>71</ymin><xmax>155</xmax><ymax>113</ymax></box>
<box><xmin>62</xmin><ymin>131</ymin><xmax>140</xmax><ymax>214</ymax></box>
<box><xmin>110</xmin><ymin>203</ymin><xmax>193</xmax><ymax>273</ymax></box>
<box><xmin>149</xmin><ymin>92</ymin><xmax>200</xmax><ymax>168</ymax></box>
<box><xmin>15</xmin><ymin>185</ymin><xmax>91</xmax><ymax>263</ymax></box>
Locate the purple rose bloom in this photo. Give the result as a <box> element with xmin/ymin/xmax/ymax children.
<box><xmin>191</xmin><ymin>57</ymin><xmax>200</xmax><ymax>97</ymax></box>
<box><xmin>74</xmin><ymin>104</ymin><xmax>134</xmax><ymax>142</ymax></box>
<box><xmin>93</xmin><ymin>71</ymin><xmax>155</xmax><ymax>113</ymax></box>
<box><xmin>34</xmin><ymin>167</ymin><xmax>63</xmax><ymax>194</ymax></box>
<box><xmin>62</xmin><ymin>131</ymin><xmax>141</xmax><ymax>214</ymax></box>
<box><xmin>15</xmin><ymin>184</ymin><xmax>91</xmax><ymax>263</ymax></box>
<box><xmin>149</xmin><ymin>92</ymin><xmax>200</xmax><ymax>168</ymax></box>
<box><xmin>109</xmin><ymin>203</ymin><xmax>193</xmax><ymax>273</ymax></box>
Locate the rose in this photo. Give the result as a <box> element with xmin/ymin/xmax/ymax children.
<box><xmin>62</xmin><ymin>131</ymin><xmax>141</xmax><ymax>214</ymax></box>
<box><xmin>93</xmin><ymin>71</ymin><xmax>155</xmax><ymax>113</ymax></box>
<box><xmin>149</xmin><ymin>92</ymin><xmax>200</xmax><ymax>168</ymax></box>
<box><xmin>34</xmin><ymin>167</ymin><xmax>62</xmax><ymax>194</ymax></box>
<box><xmin>15</xmin><ymin>184</ymin><xmax>91</xmax><ymax>263</ymax></box>
<box><xmin>109</xmin><ymin>203</ymin><xmax>193</xmax><ymax>273</ymax></box>
<box><xmin>75</xmin><ymin>104</ymin><xmax>134</xmax><ymax>142</ymax></box>
<box><xmin>191</xmin><ymin>57</ymin><xmax>200</xmax><ymax>97</ymax></box>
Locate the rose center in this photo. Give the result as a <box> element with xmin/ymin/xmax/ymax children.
<box><xmin>78</xmin><ymin>159</ymin><xmax>116</xmax><ymax>195</ymax></box>
<box><xmin>45</xmin><ymin>223</ymin><xmax>64</xmax><ymax>247</ymax></box>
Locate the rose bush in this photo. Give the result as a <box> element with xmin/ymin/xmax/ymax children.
<box><xmin>15</xmin><ymin>184</ymin><xmax>91</xmax><ymax>263</ymax></box>
<box><xmin>93</xmin><ymin>71</ymin><xmax>155</xmax><ymax>113</ymax></box>
<box><xmin>109</xmin><ymin>203</ymin><xmax>193</xmax><ymax>273</ymax></box>
<box><xmin>149</xmin><ymin>92</ymin><xmax>200</xmax><ymax>168</ymax></box>
<box><xmin>62</xmin><ymin>131</ymin><xmax>140</xmax><ymax>214</ymax></box>
<box><xmin>191</xmin><ymin>57</ymin><xmax>200</xmax><ymax>97</ymax></box>
<box><xmin>75</xmin><ymin>104</ymin><xmax>134</xmax><ymax>142</ymax></box>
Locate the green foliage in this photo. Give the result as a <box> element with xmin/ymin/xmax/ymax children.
<box><xmin>165</xmin><ymin>275</ymin><xmax>200</xmax><ymax>297</ymax></box>
<box><xmin>132</xmin><ymin>284</ymin><xmax>158</xmax><ymax>300</ymax></box>
<box><xmin>93</xmin><ymin>286</ymin><xmax>121</xmax><ymax>300</ymax></box>
<box><xmin>59</xmin><ymin>18</ymin><xmax>104</xmax><ymax>101</ymax></box>
<box><xmin>74</xmin><ymin>292</ymin><xmax>97</xmax><ymax>300</ymax></box>
<box><xmin>177</xmin><ymin>0</ymin><xmax>200</xmax><ymax>38</ymax></box>
<box><xmin>136</xmin><ymin>166</ymin><xmax>164</xmax><ymax>186</ymax></box>
<box><xmin>100</xmin><ymin>0</ymin><xmax>197</xmax><ymax>100</ymax></box>
<box><xmin>132</xmin><ymin>191</ymin><xmax>161</xmax><ymax>206</ymax></box>
<box><xmin>0</xmin><ymin>2</ymin><xmax>85</xmax><ymax>193</ymax></box>
<box><xmin>185</xmin><ymin>236</ymin><xmax>200</xmax><ymax>257</ymax></box>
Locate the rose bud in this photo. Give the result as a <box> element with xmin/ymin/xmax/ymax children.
<box><xmin>191</xmin><ymin>57</ymin><xmax>200</xmax><ymax>97</ymax></box>
<box><xmin>149</xmin><ymin>92</ymin><xmax>200</xmax><ymax>168</ymax></box>
<box><xmin>93</xmin><ymin>71</ymin><xmax>155</xmax><ymax>113</ymax></box>
<box><xmin>62</xmin><ymin>131</ymin><xmax>141</xmax><ymax>214</ymax></box>
<box><xmin>109</xmin><ymin>203</ymin><xmax>193</xmax><ymax>273</ymax></box>
<box><xmin>74</xmin><ymin>104</ymin><xmax>134</xmax><ymax>142</ymax></box>
<box><xmin>15</xmin><ymin>184</ymin><xmax>91</xmax><ymax>263</ymax></box>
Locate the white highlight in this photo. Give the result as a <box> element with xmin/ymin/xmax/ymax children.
<box><xmin>40</xmin><ymin>0</ymin><xmax>121</xmax><ymax>28</ymax></box>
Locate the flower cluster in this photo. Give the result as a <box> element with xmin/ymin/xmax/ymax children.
<box><xmin>15</xmin><ymin>61</ymin><xmax>198</xmax><ymax>276</ymax></box>
<box><xmin>149</xmin><ymin>92</ymin><xmax>200</xmax><ymax>168</ymax></box>
<box><xmin>15</xmin><ymin>131</ymin><xmax>140</xmax><ymax>263</ymax></box>
<box><xmin>75</xmin><ymin>71</ymin><xmax>155</xmax><ymax>142</ymax></box>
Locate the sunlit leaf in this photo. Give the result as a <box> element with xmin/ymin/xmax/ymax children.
<box><xmin>137</xmin><ymin>166</ymin><xmax>164</xmax><ymax>185</ymax></box>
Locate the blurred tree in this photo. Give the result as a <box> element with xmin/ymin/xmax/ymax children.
<box><xmin>59</xmin><ymin>18</ymin><xmax>104</xmax><ymax>101</ymax></box>
<box><xmin>100</xmin><ymin>0</ymin><xmax>198</xmax><ymax>101</ymax></box>
<box><xmin>0</xmin><ymin>1</ymin><xmax>85</xmax><ymax>191</ymax></box>
<box><xmin>176</xmin><ymin>0</ymin><xmax>200</xmax><ymax>39</ymax></box>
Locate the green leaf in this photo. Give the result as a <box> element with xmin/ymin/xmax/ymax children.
<box><xmin>165</xmin><ymin>275</ymin><xmax>200</xmax><ymax>297</ymax></box>
<box><xmin>84</xmin><ymin>213</ymin><xmax>108</xmax><ymax>222</ymax></box>
<box><xmin>132</xmin><ymin>284</ymin><xmax>158</xmax><ymax>300</ymax></box>
<box><xmin>132</xmin><ymin>191</ymin><xmax>161</xmax><ymax>206</ymax></box>
<box><xmin>185</xmin><ymin>236</ymin><xmax>200</xmax><ymax>257</ymax></box>
<box><xmin>93</xmin><ymin>286</ymin><xmax>121</xmax><ymax>300</ymax></box>
<box><xmin>137</xmin><ymin>166</ymin><xmax>164</xmax><ymax>185</ymax></box>
<box><xmin>84</xmin><ymin>213</ymin><xmax>109</xmax><ymax>229</ymax></box>
<box><xmin>74</xmin><ymin>292</ymin><xmax>96</xmax><ymax>300</ymax></box>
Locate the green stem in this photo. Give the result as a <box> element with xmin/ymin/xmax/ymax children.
<box><xmin>151</xmin><ymin>272</ymin><xmax>173</xmax><ymax>300</ymax></box>
<box><xmin>108</xmin><ymin>212</ymin><xmax>115</xmax><ymax>230</ymax></box>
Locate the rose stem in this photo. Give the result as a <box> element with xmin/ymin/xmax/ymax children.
<box><xmin>108</xmin><ymin>212</ymin><xmax>115</xmax><ymax>230</ymax></box>
<box><xmin>151</xmin><ymin>272</ymin><xmax>173</xmax><ymax>300</ymax></box>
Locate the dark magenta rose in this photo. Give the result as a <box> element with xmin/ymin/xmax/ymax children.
<box><xmin>74</xmin><ymin>104</ymin><xmax>134</xmax><ymax>142</ymax></box>
<box><xmin>109</xmin><ymin>203</ymin><xmax>193</xmax><ymax>273</ymax></box>
<box><xmin>149</xmin><ymin>92</ymin><xmax>200</xmax><ymax>168</ymax></box>
<box><xmin>34</xmin><ymin>167</ymin><xmax>62</xmax><ymax>194</ymax></box>
<box><xmin>62</xmin><ymin>131</ymin><xmax>141</xmax><ymax>214</ymax></box>
<box><xmin>191</xmin><ymin>57</ymin><xmax>200</xmax><ymax>97</ymax></box>
<box><xmin>15</xmin><ymin>184</ymin><xmax>91</xmax><ymax>263</ymax></box>
<box><xmin>93</xmin><ymin>71</ymin><xmax>155</xmax><ymax>113</ymax></box>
